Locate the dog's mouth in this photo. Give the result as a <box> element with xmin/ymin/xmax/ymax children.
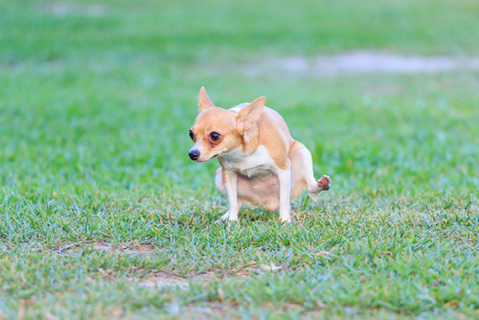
<box><xmin>194</xmin><ymin>154</ymin><xmax>219</xmax><ymax>163</ymax></box>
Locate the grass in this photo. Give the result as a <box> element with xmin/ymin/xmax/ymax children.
<box><xmin>1</xmin><ymin>0</ymin><xmax>479</xmax><ymax>318</ymax></box>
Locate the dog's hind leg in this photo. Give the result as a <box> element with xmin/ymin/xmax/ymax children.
<box><xmin>289</xmin><ymin>141</ymin><xmax>331</xmax><ymax>199</ymax></box>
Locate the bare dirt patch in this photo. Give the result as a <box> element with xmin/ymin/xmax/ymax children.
<box><xmin>137</xmin><ymin>271</ymin><xmax>191</xmax><ymax>289</ymax></box>
<box><xmin>44</xmin><ymin>2</ymin><xmax>107</xmax><ymax>17</ymax></box>
<box><xmin>137</xmin><ymin>267</ymin><xmax>254</xmax><ymax>290</ymax></box>
<box><xmin>55</xmin><ymin>240</ymin><xmax>156</xmax><ymax>255</ymax></box>
<box><xmin>53</xmin><ymin>241</ymin><xmax>257</xmax><ymax>289</ymax></box>
<box><xmin>180</xmin><ymin>302</ymin><xmax>242</xmax><ymax>320</ymax></box>
<box><xmin>247</xmin><ymin>51</ymin><xmax>479</xmax><ymax>76</ymax></box>
<box><xmin>53</xmin><ymin>242</ymin><xmax>289</xmax><ymax>290</ymax></box>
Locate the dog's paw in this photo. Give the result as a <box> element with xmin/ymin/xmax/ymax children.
<box><xmin>214</xmin><ymin>211</ymin><xmax>230</xmax><ymax>224</ymax></box>
<box><xmin>280</xmin><ymin>216</ymin><xmax>291</xmax><ymax>224</ymax></box>
<box><xmin>318</xmin><ymin>175</ymin><xmax>331</xmax><ymax>191</ymax></box>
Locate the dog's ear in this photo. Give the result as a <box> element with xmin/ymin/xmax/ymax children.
<box><xmin>236</xmin><ymin>96</ymin><xmax>265</xmax><ymax>133</ymax></box>
<box><xmin>198</xmin><ymin>87</ymin><xmax>215</xmax><ymax>112</ymax></box>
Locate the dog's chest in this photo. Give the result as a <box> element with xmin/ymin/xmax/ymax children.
<box><xmin>221</xmin><ymin>145</ymin><xmax>276</xmax><ymax>177</ymax></box>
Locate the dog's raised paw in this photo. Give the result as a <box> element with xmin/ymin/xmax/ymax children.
<box><xmin>318</xmin><ymin>175</ymin><xmax>331</xmax><ymax>191</ymax></box>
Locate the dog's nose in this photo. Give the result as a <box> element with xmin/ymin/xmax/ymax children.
<box><xmin>189</xmin><ymin>150</ymin><xmax>200</xmax><ymax>161</ymax></box>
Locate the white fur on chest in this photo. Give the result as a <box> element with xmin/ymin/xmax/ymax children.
<box><xmin>221</xmin><ymin>145</ymin><xmax>276</xmax><ymax>177</ymax></box>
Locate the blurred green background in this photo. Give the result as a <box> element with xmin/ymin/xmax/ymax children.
<box><xmin>1</xmin><ymin>0</ymin><xmax>479</xmax><ymax>319</ymax></box>
<box><xmin>1</xmin><ymin>0</ymin><xmax>478</xmax><ymax>198</ymax></box>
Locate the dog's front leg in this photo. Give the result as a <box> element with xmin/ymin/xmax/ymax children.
<box><xmin>275</xmin><ymin>165</ymin><xmax>292</xmax><ymax>223</ymax></box>
<box><xmin>223</xmin><ymin>169</ymin><xmax>240</xmax><ymax>222</ymax></box>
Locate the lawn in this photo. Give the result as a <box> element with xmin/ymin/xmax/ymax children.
<box><xmin>1</xmin><ymin>0</ymin><xmax>479</xmax><ymax>319</ymax></box>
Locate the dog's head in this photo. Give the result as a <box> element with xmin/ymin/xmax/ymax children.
<box><xmin>188</xmin><ymin>87</ymin><xmax>265</xmax><ymax>162</ymax></box>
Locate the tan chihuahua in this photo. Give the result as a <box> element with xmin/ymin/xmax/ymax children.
<box><xmin>189</xmin><ymin>87</ymin><xmax>331</xmax><ymax>223</ymax></box>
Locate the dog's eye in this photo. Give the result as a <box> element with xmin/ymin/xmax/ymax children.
<box><xmin>189</xmin><ymin>130</ymin><xmax>195</xmax><ymax>140</ymax></box>
<box><xmin>210</xmin><ymin>132</ymin><xmax>220</xmax><ymax>141</ymax></box>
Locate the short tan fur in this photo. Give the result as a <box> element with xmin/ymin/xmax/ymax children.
<box><xmin>189</xmin><ymin>87</ymin><xmax>331</xmax><ymax>223</ymax></box>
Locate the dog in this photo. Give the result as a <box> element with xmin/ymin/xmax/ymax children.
<box><xmin>188</xmin><ymin>87</ymin><xmax>331</xmax><ymax>223</ymax></box>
